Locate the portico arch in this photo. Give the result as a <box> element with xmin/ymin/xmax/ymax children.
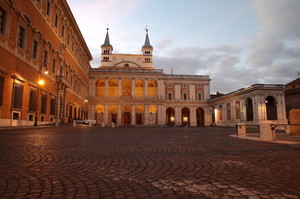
<box><xmin>135</xmin><ymin>79</ymin><xmax>145</xmax><ymax>97</ymax></box>
<box><xmin>266</xmin><ymin>96</ymin><xmax>278</xmax><ymax>120</ymax></box>
<box><xmin>95</xmin><ymin>79</ymin><xmax>105</xmax><ymax>96</ymax></box>
<box><xmin>122</xmin><ymin>79</ymin><xmax>132</xmax><ymax>97</ymax></box>
<box><xmin>182</xmin><ymin>107</ymin><xmax>190</xmax><ymax>126</ymax></box>
<box><xmin>166</xmin><ymin>107</ymin><xmax>175</xmax><ymax>126</ymax></box>
<box><xmin>149</xmin><ymin>105</ymin><xmax>158</xmax><ymax>125</ymax></box>
<box><xmin>108</xmin><ymin>79</ymin><xmax>118</xmax><ymax>97</ymax></box>
<box><xmin>95</xmin><ymin>105</ymin><xmax>104</xmax><ymax>124</ymax></box>
<box><xmin>135</xmin><ymin>105</ymin><xmax>145</xmax><ymax>125</ymax></box>
<box><xmin>196</xmin><ymin>107</ymin><xmax>205</xmax><ymax>126</ymax></box>
<box><xmin>122</xmin><ymin>105</ymin><xmax>131</xmax><ymax>125</ymax></box>
<box><xmin>246</xmin><ymin>98</ymin><xmax>253</xmax><ymax>121</ymax></box>
<box><xmin>108</xmin><ymin>105</ymin><xmax>118</xmax><ymax>124</ymax></box>
<box><xmin>148</xmin><ymin>79</ymin><xmax>157</xmax><ymax>97</ymax></box>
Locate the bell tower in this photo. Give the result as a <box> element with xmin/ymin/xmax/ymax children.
<box><xmin>141</xmin><ymin>28</ymin><xmax>153</xmax><ymax>67</ymax></box>
<box><xmin>101</xmin><ymin>28</ymin><xmax>113</xmax><ymax>67</ymax></box>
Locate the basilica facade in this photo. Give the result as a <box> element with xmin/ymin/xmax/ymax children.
<box><xmin>88</xmin><ymin>29</ymin><xmax>211</xmax><ymax>127</ymax></box>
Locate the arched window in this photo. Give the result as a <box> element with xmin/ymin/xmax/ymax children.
<box><xmin>266</xmin><ymin>96</ymin><xmax>278</xmax><ymax>120</ymax></box>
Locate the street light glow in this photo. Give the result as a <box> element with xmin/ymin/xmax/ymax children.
<box><xmin>38</xmin><ymin>79</ymin><xmax>45</xmax><ymax>85</ymax></box>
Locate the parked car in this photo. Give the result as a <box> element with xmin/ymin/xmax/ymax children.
<box><xmin>72</xmin><ymin>118</ymin><xmax>88</xmax><ymax>124</ymax></box>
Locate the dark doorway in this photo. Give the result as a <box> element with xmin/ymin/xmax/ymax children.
<box><xmin>166</xmin><ymin>107</ymin><xmax>175</xmax><ymax>126</ymax></box>
<box><xmin>266</xmin><ymin>96</ymin><xmax>278</xmax><ymax>120</ymax></box>
<box><xmin>136</xmin><ymin>114</ymin><xmax>143</xmax><ymax>125</ymax></box>
<box><xmin>246</xmin><ymin>98</ymin><xmax>253</xmax><ymax>121</ymax></box>
<box><xmin>123</xmin><ymin>112</ymin><xmax>131</xmax><ymax>125</ymax></box>
<box><xmin>196</xmin><ymin>107</ymin><xmax>205</xmax><ymax>126</ymax></box>
<box><xmin>111</xmin><ymin>114</ymin><xmax>117</xmax><ymax>124</ymax></box>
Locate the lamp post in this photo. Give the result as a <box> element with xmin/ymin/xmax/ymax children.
<box><xmin>34</xmin><ymin>78</ymin><xmax>45</xmax><ymax>126</ymax></box>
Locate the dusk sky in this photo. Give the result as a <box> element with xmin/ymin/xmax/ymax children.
<box><xmin>67</xmin><ymin>0</ymin><xmax>300</xmax><ymax>93</ymax></box>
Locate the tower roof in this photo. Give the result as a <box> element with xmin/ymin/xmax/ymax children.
<box><xmin>103</xmin><ymin>28</ymin><xmax>111</xmax><ymax>46</ymax></box>
<box><xmin>143</xmin><ymin>28</ymin><xmax>151</xmax><ymax>47</ymax></box>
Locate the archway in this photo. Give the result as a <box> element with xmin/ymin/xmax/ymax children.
<box><xmin>122</xmin><ymin>79</ymin><xmax>132</xmax><ymax>97</ymax></box>
<box><xmin>122</xmin><ymin>105</ymin><xmax>131</xmax><ymax>125</ymax></box>
<box><xmin>166</xmin><ymin>107</ymin><xmax>175</xmax><ymax>126</ymax></box>
<box><xmin>95</xmin><ymin>105</ymin><xmax>104</xmax><ymax>124</ymax></box>
<box><xmin>148</xmin><ymin>79</ymin><xmax>157</xmax><ymax>97</ymax></box>
<box><xmin>182</xmin><ymin>107</ymin><xmax>190</xmax><ymax>126</ymax></box>
<box><xmin>108</xmin><ymin>105</ymin><xmax>118</xmax><ymax>124</ymax></box>
<box><xmin>266</xmin><ymin>96</ymin><xmax>278</xmax><ymax>120</ymax></box>
<box><xmin>108</xmin><ymin>79</ymin><xmax>118</xmax><ymax>97</ymax></box>
<box><xmin>95</xmin><ymin>79</ymin><xmax>105</xmax><ymax>96</ymax></box>
<box><xmin>246</xmin><ymin>98</ymin><xmax>253</xmax><ymax>121</ymax></box>
<box><xmin>196</xmin><ymin>107</ymin><xmax>205</xmax><ymax>126</ymax></box>
<box><xmin>149</xmin><ymin>105</ymin><xmax>158</xmax><ymax>125</ymax></box>
<box><xmin>135</xmin><ymin>79</ymin><xmax>145</xmax><ymax>98</ymax></box>
<box><xmin>135</xmin><ymin>105</ymin><xmax>145</xmax><ymax>125</ymax></box>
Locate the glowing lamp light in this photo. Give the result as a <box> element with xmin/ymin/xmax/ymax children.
<box><xmin>170</xmin><ymin>116</ymin><xmax>175</xmax><ymax>122</ymax></box>
<box><xmin>183</xmin><ymin>116</ymin><xmax>188</xmax><ymax>122</ymax></box>
<box><xmin>38</xmin><ymin>79</ymin><xmax>45</xmax><ymax>85</ymax></box>
<box><xmin>44</xmin><ymin>71</ymin><xmax>49</xmax><ymax>75</ymax></box>
<box><xmin>265</xmin><ymin>100</ymin><xmax>268</xmax><ymax>103</ymax></box>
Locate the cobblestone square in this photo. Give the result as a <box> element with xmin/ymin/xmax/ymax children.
<box><xmin>0</xmin><ymin>126</ymin><xmax>299</xmax><ymax>198</ymax></box>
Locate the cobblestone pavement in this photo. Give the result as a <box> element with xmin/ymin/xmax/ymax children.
<box><xmin>0</xmin><ymin>126</ymin><xmax>299</xmax><ymax>199</ymax></box>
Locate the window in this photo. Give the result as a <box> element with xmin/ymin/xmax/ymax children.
<box><xmin>28</xmin><ymin>89</ymin><xmax>37</xmax><ymax>112</ymax></box>
<box><xmin>72</xmin><ymin>42</ymin><xmax>74</xmax><ymax>51</ymax></box>
<box><xmin>43</xmin><ymin>50</ymin><xmax>48</xmax><ymax>67</ymax></box>
<box><xmin>0</xmin><ymin>75</ymin><xmax>4</xmax><ymax>106</ymax></box>
<box><xmin>28</xmin><ymin>114</ymin><xmax>34</xmax><ymax>121</ymax></box>
<box><xmin>50</xmin><ymin>98</ymin><xmax>55</xmax><ymax>114</ymax></box>
<box><xmin>168</xmin><ymin>84</ymin><xmax>172</xmax><ymax>88</ymax></box>
<box><xmin>218</xmin><ymin>105</ymin><xmax>223</xmax><ymax>121</ymax></box>
<box><xmin>52</xmin><ymin>59</ymin><xmax>56</xmax><ymax>73</ymax></box>
<box><xmin>32</xmin><ymin>40</ymin><xmax>38</xmax><ymax>59</ymax></box>
<box><xmin>67</xmin><ymin>34</ymin><xmax>70</xmax><ymax>45</ymax></box>
<box><xmin>12</xmin><ymin>112</ymin><xmax>20</xmax><ymax>120</ymax></box>
<box><xmin>183</xmin><ymin>84</ymin><xmax>187</xmax><ymax>88</ymax></box>
<box><xmin>235</xmin><ymin>101</ymin><xmax>241</xmax><ymax>119</ymax></box>
<box><xmin>197</xmin><ymin>84</ymin><xmax>202</xmax><ymax>88</ymax></box>
<box><xmin>168</xmin><ymin>93</ymin><xmax>172</xmax><ymax>100</ymax></box>
<box><xmin>0</xmin><ymin>7</ymin><xmax>6</xmax><ymax>34</ymax></box>
<box><xmin>54</xmin><ymin>15</ymin><xmax>58</xmax><ymax>27</ymax></box>
<box><xmin>226</xmin><ymin>103</ymin><xmax>231</xmax><ymax>120</ymax></box>
<box><xmin>17</xmin><ymin>26</ymin><xmax>26</xmax><ymax>49</ymax></box>
<box><xmin>183</xmin><ymin>93</ymin><xmax>187</xmax><ymax>100</ymax></box>
<box><xmin>12</xmin><ymin>83</ymin><xmax>23</xmax><ymax>109</ymax></box>
<box><xmin>103</xmin><ymin>57</ymin><xmax>109</xmax><ymax>61</ymax></box>
<box><xmin>41</xmin><ymin>93</ymin><xmax>47</xmax><ymax>114</ymax></box>
<box><xmin>198</xmin><ymin>93</ymin><xmax>202</xmax><ymax>100</ymax></box>
<box><xmin>46</xmin><ymin>1</ymin><xmax>51</xmax><ymax>16</ymax></box>
<box><xmin>145</xmin><ymin>58</ymin><xmax>150</xmax><ymax>62</ymax></box>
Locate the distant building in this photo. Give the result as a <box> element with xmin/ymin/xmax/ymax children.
<box><xmin>0</xmin><ymin>0</ymin><xmax>92</xmax><ymax>126</ymax></box>
<box><xmin>285</xmin><ymin>78</ymin><xmax>300</xmax><ymax>121</ymax></box>
<box><xmin>209</xmin><ymin>84</ymin><xmax>288</xmax><ymax>127</ymax></box>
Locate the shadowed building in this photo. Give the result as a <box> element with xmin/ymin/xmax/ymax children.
<box><xmin>0</xmin><ymin>0</ymin><xmax>92</xmax><ymax>126</ymax></box>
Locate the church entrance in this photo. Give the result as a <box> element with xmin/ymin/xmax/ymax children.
<box><xmin>136</xmin><ymin>114</ymin><xmax>143</xmax><ymax>125</ymax></box>
<box><xmin>123</xmin><ymin>112</ymin><xmax>131</xmax><ymax>125</ymax></box>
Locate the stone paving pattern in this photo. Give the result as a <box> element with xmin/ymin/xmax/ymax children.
<box><xmin>0</xmin><ymin>126</ymin><xmax>299</xmax><ymax>199</ymax></box>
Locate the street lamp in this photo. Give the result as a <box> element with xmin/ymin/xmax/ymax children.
<box><xmin>34</xmin><ymin>78</ymin><xmax>45</xmax><ymax>126</ymax></box>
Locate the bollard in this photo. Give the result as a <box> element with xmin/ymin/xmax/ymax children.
<box><xmin>260</xmin><ymin>121</ymin><xmax>275</xmax><ymax>141</ymax></box>
<box><xmin>73</xmin><ymin>120</ymin><xmax>76</xmax><ymax>127</ymax></box>
<box><xmin>237</xmin><ymin>123</ymin><xmax>246</xmax><ymax>136</ymax></box>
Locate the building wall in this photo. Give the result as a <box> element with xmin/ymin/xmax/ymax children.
<box><xmin>0</xmin><ymin>0</ymin><xmax>92</xmax><ymax>126</ymax></box>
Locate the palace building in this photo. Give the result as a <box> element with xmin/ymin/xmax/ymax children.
<box><xmin>0</xmin><ymin>0</ymin><xmax>92</xmax><ymax>126</ymax></box>
<box><xmin>89</xmin><ymin>29</ymin><xmax>211</xmax><ymax>127</ymax></box>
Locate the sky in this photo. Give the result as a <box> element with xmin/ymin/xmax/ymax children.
<box><xmin>67</xmin><ymin>0</ymin><xmax>300</xmax><ymax>93</ymax></box>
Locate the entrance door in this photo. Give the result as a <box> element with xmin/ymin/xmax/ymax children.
<box><xmin>136</xmin><ymin>114</ymin><xmax>143</xmax><ymax>125</ymax></box>
<box><xmin>111</xmin><ymin>114</ymin><xmax>117</xmax><ymax>124</ymax></box>
<box><xmin>123</xmin><ymin>112</ymin><xmax>131</xmax><ymax>125</ymax></box>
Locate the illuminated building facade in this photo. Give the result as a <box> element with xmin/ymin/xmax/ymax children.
<box><xmin>89</xmin><ymin>29</ymin><xmax>211</xmax><ymax>127</ymax></box>
<box><xmin>0</xmin><ymin>0</ymin><xmax>92</xmax><ymax>126</ymax></box>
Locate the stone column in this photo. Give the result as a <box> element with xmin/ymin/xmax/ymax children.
<box><xmin>145</xmin><ymin>79</ymin><xmax>148</xmax><ymax>97</ymax></box>
<box><xmin>145</xmin><ymin>105</ymin><xmax>149</xmax><ymax>125</ymax></box>
<box><xmin>117</xmin><ymin>105</ymin><xmax>122</xmax><ymax>126</ymax></box>
<box><xmin>240</xmin><ymin>98</ymin><xmax>246</xmax><ymax>122</ymax></box>
<box><xmin>90</xmin><ymin>78</ymin><xmax>96</xmax><ymax>97</ymax></box>
<box><xmin>105</xmin><ymin>78</ymin><xmax>109</xmax><ymax>97</ymax></box>
<box><xmin>118</xmin><ymin>78</ymin><xmax>122</xmax><ymax>97</ymax></box>
<box><xmin>131</xmin><ymin>105</ymin><xmax>136</xmax><ymax>125</ymax></box>
<box><xmin>88</xmin><ymin>104</ymin><xmax>95</xmax><ymax>120</ymax></box>
<box><xmin>131</xmin><ymin>78</ymin><xmax>135</xmax><ymax>97</ymax></box>
<box><xmin>161</xmin><ymin>105</ymin><xmax>166</xmax><ymax>125</ymax></box>
<box><xmin>157</xmin><ymin>105</ymin><xmax>163</xmax><ymax>125</ymax></box>
<box><xmin>204</xmin><ymin>107</ymin><xmax>212</xmax><ymax>126</ymax></box>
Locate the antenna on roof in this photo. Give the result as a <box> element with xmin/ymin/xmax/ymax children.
<box><xmin>107</xmin><ymin>23</ymin><xmax>109</xmax><ymax>30</ymax></box>
<box><xmin>145</xmin><ymin>25</ymin><xmax>148</xmax><ymax>32</ymax></box>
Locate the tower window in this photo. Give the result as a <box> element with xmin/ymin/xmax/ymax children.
<box><xmin>168</xmin><ymin>93</ymin><xmax>172</xmax><ymax>100</ymax></box>
<box><xmin>103</xmin><ymin>57</ymin><xmax>109</xmax><ymax>61</ymax></box>
<box><xmin>145</xmin><ymin>58</ymin><xmax>150</xmax><ymax>62</ymax></box>
<box><xmin>124</xmin><ymin>64</ymin><xmax>129</xmax><ymax>67</ymax></box>
<box><xmin>198</xmin><ymin>93</ymin><xmax>202</xmax><ymax>100</ymax></box>
<box><xmin>183</xmin><ymin>93</ymin><xmax>188</xmax><ymax>100</ymax></box>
